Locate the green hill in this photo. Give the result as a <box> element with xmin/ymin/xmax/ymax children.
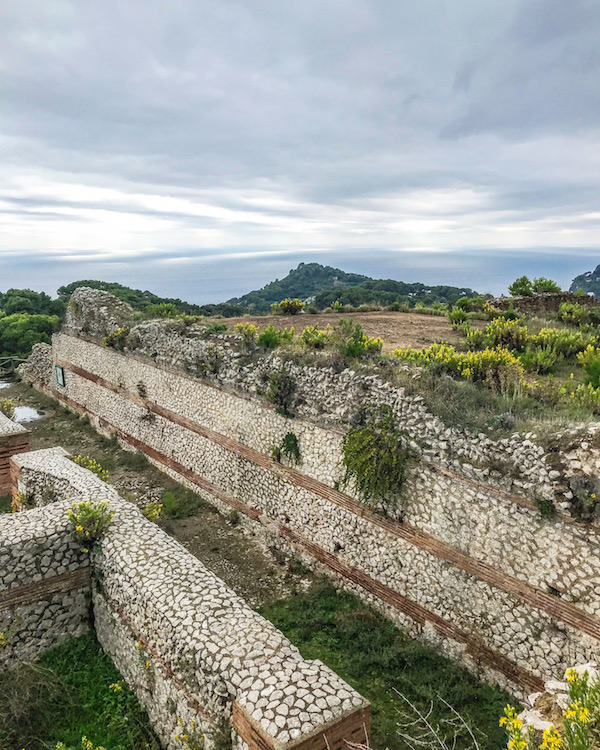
<box><xmin>314</xmin><ymin>279</ymin><xmax>478</xmax><ymax>309</ymax></box>
<box><xmin>226</xmin><ymin>262</ymin><xmax>370</xmax><ymax>311</ymax></box>
<box><xmin>570</xmin><ymin>265</ymin><xmax>600</xmax><ymax>298</ymax></box>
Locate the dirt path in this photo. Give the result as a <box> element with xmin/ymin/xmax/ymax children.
<box><xmin>222</xmin><ymin>310</ymin><xmax>461</xmax><ymax>352</ymax></box>
<box><xmin>2</xmin><ymin>378</ymin><xmax>307</xmax><ymax>608</ymax></box>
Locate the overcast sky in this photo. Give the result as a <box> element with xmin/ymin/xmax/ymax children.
<box><xmin>1</xmin><ymin>0</ymin><xmax>600</xmax><ymax>302</ymax></box>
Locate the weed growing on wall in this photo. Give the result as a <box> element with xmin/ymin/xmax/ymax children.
<box><xmin>342</xmin><ymin>404</ymin><xmax>415</xmax><ymax>513</ymax></box>
<box><xmin>102</xmin><ymin>326</ymin><xmax>130</xmax><ymax>350</ymax></box>
<box><xmin>272</xmin><ymin>431</ymin><xmax>302</xmax><ymax>465</ymax></box>
<box><xmin>266</xmin><ymin>369</ymin><xmax>296</xmax><ymax>416</ymax></box>
<box><xmin>71</xmin><ymin>455</ymin><xmax>109</xmax><ymax>482</ymax></box>
<box><xmin>67</xmin><ymin>499</ymin><xmax>114</xmax><ymax>548</ymax></box>
<box><xmin>235</xmin><ymin>323</ymin><xmax>258</xmax><ymax>349</ymax></box>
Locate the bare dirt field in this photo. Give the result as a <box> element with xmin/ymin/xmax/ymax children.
<box><xmin>223</xmin><ymin>311</ymin><xmax>461</xmax><ymax>352</ymax></box>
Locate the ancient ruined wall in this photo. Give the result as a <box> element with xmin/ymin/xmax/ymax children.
<box><xmin>0</xmin><ymin>458</ymin><xmax>90</xmax><ymax>668</ymax></box>
<box><xmin>11</xmin><ymin>449</ymin><xmax>369</xmax><ymax>750</ymax></box>
<box><xmin>25</xmin><ymin>327</ymin><xmax>600</xmax><ymax>700</ymax></box>
<box><xmin>0</xmin><ymin>411</ymin><xmax>30</xmax><ymax>495</ymax></box>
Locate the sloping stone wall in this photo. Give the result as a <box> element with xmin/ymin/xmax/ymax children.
<box><xmin>10</xmin><ymin>449</ymin><xmax>369</xmax><ymax>750</ymax></box>
<box><xmin>22</xmin><ymin>329</ymin><xmax>600</xmax><ymax>700</ymax></box>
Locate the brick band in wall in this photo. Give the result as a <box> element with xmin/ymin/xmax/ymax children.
<box><xmin>0</xmin><ymin>568</ymin><xmax>90</xmax><ymax>610</ymax></box>
<box><xmin>53</xmin><ymin>362</ymin><xmax>600</xmax><ymax>646</ymax></box>
<box><xmin>50</xmin><ymin>388</ymin><xmax>546</xmax><ymax>693</ymax></box>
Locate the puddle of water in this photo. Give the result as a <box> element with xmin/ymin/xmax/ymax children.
<box><xmin>13</xmin><ymin>405</ymin><xmax>43</xmax><ymax>423</ymax></box>
<box><xmin>0</xmin><ymin>382</ymin><xmax>10</xmax><ymax>389</ymax></box>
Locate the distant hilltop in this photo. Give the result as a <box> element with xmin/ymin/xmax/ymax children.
<box><xmin>226</xmin><ymin>261</ymin><xmax>478</xmax><ymax>312</ymax></box>
<box><xmin>570</xmin><ymin>264</ymin><xmax>600</xmax><ymax>298</ymax></box>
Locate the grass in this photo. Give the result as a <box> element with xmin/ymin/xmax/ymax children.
<box><xmin>0</xmin><ymin>494</ymin><xmax>11</xmax><ymax>513</ymax></box>
<box><xmin>259</xmin><ymin>581</ymin><xmax>515</xmax><ymax>750</ymax></box>
<box><xmin>159</xmin><ymin>486</ymin><xmax>207</xmax><ymax>519</ymax></box>
<box><xmin>0</xmin><ymin>632</ymin><xmax>159</xmax><ymax>750</ymax></box>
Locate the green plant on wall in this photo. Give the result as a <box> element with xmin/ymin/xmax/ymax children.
<box><xmin>67</xmin><ymin>499</ymin><xmax>114</xmax><ymax>551</ymax></box>
<box><xmin>342</xmin><ymin>405</ymin><xmax>415</xmax><ymax>513</ymax></box>
<box><xmin>272</xmin><ymin>432</ymin><xmax>302</xmax><ymax>465</ymax></box>
<box><xmin>266</xmin><ymin>369</ymin><xmax>296</xmax><ymax>416</ymax></box>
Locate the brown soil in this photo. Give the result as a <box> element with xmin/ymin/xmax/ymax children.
<box><xmin>223</xmin><ymin>311</ymin><xmax>461</xmax><ymax>352</ymax></box>
<box><xmin>2</xmin><ymin>378</ymin><xmax>306</xmax><ymax>608</ymax></box>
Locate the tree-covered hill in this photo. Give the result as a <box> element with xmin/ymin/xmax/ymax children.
<box><xmin>570</xmin><ymin>265</ymin><xmax>600</xmax><ymax>298</ymax></box>
<box><xmin>226</xmin><ymin>262</ymin><xmax>370</xmax><ymax>311</ymax></box>
<box><xmin>314</xmin><ymin>279</ymin><xmax>479</xmax><ymax>309</ymax></box>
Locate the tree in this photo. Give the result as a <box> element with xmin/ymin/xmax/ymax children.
<box><xmin>532</xmin><ymin>277</ymin><xmax>561</xmax><ymax>293</ymax></box>
<box><xmin>508</xmin><ymin>276</ymin><xmax>534</xmax><ymax>297</ymax></box>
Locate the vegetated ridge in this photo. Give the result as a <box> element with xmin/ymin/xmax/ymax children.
<box><xmin>570</xmin><ymin>264</ymin><xmax>600</xmax><ymax>298</ymax></box>
<box><xmin>227</xmin><ymin>262</ymin><xmax>481</xmax><ymax>311</ymax></box>
<box><xmin>226</xmin><ymin>262</ymin><xmax>371</xmax><ymax>311</ymax></box>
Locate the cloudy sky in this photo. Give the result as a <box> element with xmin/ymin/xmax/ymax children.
<box><xmin>1</xmin><ymin>0</ymin><xmax>600</xmax><ymax>302</ymax></box>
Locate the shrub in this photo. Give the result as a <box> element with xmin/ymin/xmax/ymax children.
<box><xmin>502</xmin><ymin>301</ymin><xmax>519</xmax><ymax>321</ymax></box>
<box><xmin>342</xmin><ymin>405</ymin><xmax>414</xmax><ymax>513</ymax></box>
<box><xmin>532</xmin><ymin>277</ymin><xmax>561</xmax><ymax>293</ymax></box>
<box><xmin>462</xmin><ymin>325</ymin><xmax>484</xmax><ymax>350</ymax></box>
<box><xmin>271</xmin><ymin>298</ymin><xmax>305</xmax><ymax>315</ymax></box>
<box><xmin>300</xmin><ymin>325</ymin><xmax>329</xmax><ymax>349</ymax></box>
<box><xmin>455</xmin><ymin>295</ymin><xmax>484</xmax><ymax>312</ymax></box>
<box><xmin>562</xmin><ymin>382</ymin><xmax>600</xmax><ymax>415</ymax></box>
<box><xmin>508</xmin><ymin>276</ymin><xmax>534</xmax><ymax>296</ymax></box>
<box><xmin>484</xmin><ymin>318</ymin><xmax>528</xmax><ymax>350</ymax></box>
<box><xmin>0</xmin><ymin>398</ymin><xmax>14</xmax><ymax>418</ymax></box>
<box><xmin>143</xmin><ymin>302</ymin><xmax>179</xmax><ymax>319</ymax></box>
<box><xmin>530</xmin><ymin>328</ymin><xmax>598</xmax><ymax>359</ymax></box>
<box><xmin>266</xmin><ymin>369</ymin><xmax>296</xmax><ymax>416</ymax></box>
<box><xmin>394</xmin><ymin>343</ymin><xmax>526</xmax><ymax>393</ymax></box>
<box><xmin>448</xmin><ymin>308</ymin><xmax>468</xmax><ymax>325</ymax></box>
<box><xmin>103</xmin><ymin>326</ymin><xmax>130</xmax><ymax>350</ymax></box>
<box><xmin>67</xmin><ymin>499</ymin><xmax>114</xmax><ymax>547</ymax></box>
<box><xmin>333</xmin><ymin>319</ymin><xmax>383</xmax><ymax>358</ymax></box>
<box><xmin>159</xmin><ymin>488</ymin><xmax>204</xmax><ymax>519</ymax></box>
<box><xmin>501</xmin><ymin>667</ymin><xmax>600</xmax><ymax>750</ymax></box>
<box><xmin>558</xmin><ymin>302</ymin><xmax>588</xmax><ymax>327</ymax></box>
<box><xmin>71</xmin><ymin>455</ymin><xmax>109</xmax><ymax>482</ymax></box>
<box><xmin>141</xmin><ymin>500</ymin><xmax>163</xmax><ymax>522</ymax></box>
<box><xmin>235</xmin><ymin>322</ymin><xmax>258</xmax><ymax>348</ymax></box>
<box><xmin>200</xmin><ymin>322</ymin><xmax>228</xmax><ymax>338</ymax></box>
<box><xmin>257</xmin><ymin>325</ymin><xmax>294</xmax><ymax>350</ymax></box>
<box><xmin>577</xmin><ymin>345</ymin><xmax>600</xmax><ymax>387</ymax></box>
<box><xmin>519</xmin><ymin>345</ymin><xmax>559</xmax><ymax>375</ymax></box>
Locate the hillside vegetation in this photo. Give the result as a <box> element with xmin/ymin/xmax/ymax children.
<box><xmin>570</xmin><ymin>264</ymin><xmax>600</xmax><ymax>298</ymax></box>
<box><xmin>226</xmin><ymin>262</ymin><xmax>370</xmax><ymax>311</ymax></box>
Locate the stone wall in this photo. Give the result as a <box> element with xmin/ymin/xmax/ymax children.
<box><xmin>491</xmin><ymin>292</ymin><xmax>598</xmax><ymax>315</ymax></box>
<box><xmin>22</xmin><ymin>327</ymin><xmax>600</xmax><ymax>701</ymax></box>
<box><xmin>0</xmin><ymin>411</ymin><xmax>30</xmax><ymax>495</ymax></box>
<box><xmin>0</xmin><ymin>451</ymin><xmax>90</xmax><ymax>669</ymax></box>
<box><xmin>10</xmin><ymin>448</ymin><xmax>369</xmax><ymax>750</ymax></box>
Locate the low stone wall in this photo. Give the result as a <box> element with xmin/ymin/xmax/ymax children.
<box><xmin>491</xmin><ymin>292</ymin><xmax>598</xmax><ymax>315</ymax></box>
<box><xmin>0</xmin><ymin>411</ymin><xmax>30</xmax><ymax>495</ymax></box>
<box><xmin>10</xmin><ymin>448</ymin><xmax>369</xmax><ymax>750</ymax></box>
<box><xmin>0</xmin><ymin>455</ymin><xmax>90</xmax><ymax>668</ymax></box>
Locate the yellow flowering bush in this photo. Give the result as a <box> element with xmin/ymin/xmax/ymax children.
<box><xmin>66</xmin><ymin>499</ymin><xmax>114</xmax><ymax>546</ymax></box>
<box><xmin>300</xmin><ymin>325</ymin><xmax>330</xmax><ymax>349</ymax></box>
<box><xmin>176</xmin><ymin>716</ymin><xmax>205</xmax><ymax>750</ymax></box>
<box><xmin>235</xmin><ymin>322</ymin><xmax>258</xmax><ymax>347</ymax></box>
<box><xmin>270</xmin><ymin>298</ymin><xmax>305</xmax><ymax>315</ymax></box>
<box><xmin>501</xmin><ymin>668</ymin><xmax>600</xmax><ymax>750</ymax></box>
<box><xmin>0</xmin><ymin>397</ymin><xmax>14</xmax><ymax>418</ymax></box>
<box><xmin>71</xmin><ymin>455</ymin><xmax>109</xmax><ymax>483</ymax></box>
<box><xmin>394</xmin><ymin>343</ymin><xmax>526</xmax><ymax>390</ymax></box>
<box><xmin>102</xmin><ymin>326</ymin><xmax>130</xmax><ymax>350</ymax></box>
<box><xmin>484</xmin><ymin>318</ymin><xmax>528</xmax><ymax>350</ymax></box>
<box><xmin>142</xmin><ymin>499</ymin><xmax>163</xmax><ymax>521</ymax></box>
<box><xmin>10</xmin><ymin>492</ymin><xmax>28</xmax><ymax>513</ymax></box>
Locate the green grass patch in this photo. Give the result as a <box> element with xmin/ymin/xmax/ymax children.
<box><xmin>0</xmin><ymin>632</ymin><xmax>159</xmax><ymax>750</ymax></box>
<box><xmin>160</xmin><ymin>486</ymin><xmax>206</xmax><ymax>519</ymax></box>
<box><xmin>0</xmin><ymin>494</ymin><xmax>11</xmax><ymax>513</ymax></box>
<box><xmin>259</xmin><ymin>582</ymin><xmax>515</xmax><ymax>750</ymax></box>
